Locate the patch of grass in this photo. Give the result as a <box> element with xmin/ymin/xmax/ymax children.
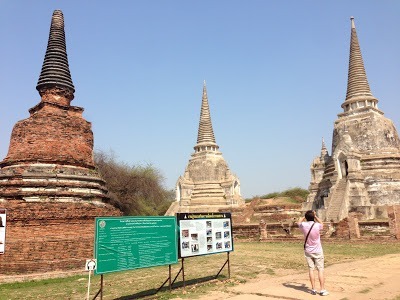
<box><xmin>1</xmin><ymin>241</ymin><xmax>400</xmax><ymax>299</ymax></box>
<box><xmin>358</xmin><ymin>287</ymin><xmax>372</xmax><ymax>294</ymax></box>
<box><xmin>260</xmin><ymin>187</ymin><xmax>309</xmax><ymax>201</ymax></box>
<box><xmin>261</xmin><ymin>192</ymin><xmax>280</xmax><ymax>199</ymax></box>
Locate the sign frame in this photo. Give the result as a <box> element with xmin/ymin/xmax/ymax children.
<box><xmin>0</xmin><ymin>208</ymin><xmax>6</xmax><ymax>255</ymax></box>
<box><xmin>176</xmin><ymin>212</ymin><xmax>233</xmax><ymax>258</ymax></box>
<box><xmin>94</xmin><ymin>216</ymin><xmax>178</xmax><ymax>275</ymax></box>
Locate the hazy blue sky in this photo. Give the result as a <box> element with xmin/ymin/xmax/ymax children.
<box><xmin>1</xmin><ymin>1</ymin><xmax>399</xmax><ymax>198</ymax></box>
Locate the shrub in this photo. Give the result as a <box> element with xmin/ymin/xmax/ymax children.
<box><xmin>259</xmin><ymin>187</ymin><xmax>309</xmax><ymax>202</ymax></box>
<box><xmin>94</xmin><ymin>150</ymin><xmax>174</xmax><ymax>216</ymax></box>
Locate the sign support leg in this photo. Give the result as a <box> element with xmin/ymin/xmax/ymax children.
<box><xmin>158</xmin><ymin>258</ymin><xmax>186</xmax><ymax>293</ymax></box>
<box><xmin>169</xmin><ymin>264</ymin><xmax>172</xmax><ymax>290</ymax></box>
<box><xmin>92</xmin><ymin>274</ymin><xmax>103</xmax><ymax>300</ymax></box>
<box><xmin>157</xmin><ymin>265</ymin><xmax>173</xmax><ymax>292</ymax></box>
<box><xmin>215</xmin><ymin>252</ymin><xmax>230</xmax><ymax>279</ymax></box>
<box><xmin>182</xmin><ymin>257</ymin><xmax>185</xmax><ymax>288</ymax></box>
<box><xmin>171</xmin><ymin>258</ymin><xmax>185</xmax><ymax>288</ymax></box>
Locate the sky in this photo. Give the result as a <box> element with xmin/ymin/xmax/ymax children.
<box><xmin>0</xmin><ymin>1</ymin><xmax>400</xmax><ymax>199</ymax></box>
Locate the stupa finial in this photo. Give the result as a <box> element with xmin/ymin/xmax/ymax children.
<box><xmin>322</xmin><ymin>137</ymin><xmax>326</xmax><ymax>150</ymax></box>
<box><xmin>343</xmin><ymin>17</ymin><xmax>376</xmax><ymax>106</ymax></box>
<box><xmin>36</xmin><ymin>10</ymin><xmax>75</xmax><ymax>100</ymax></box>
<box><xmin>195</xmin><ymin>81</ymin><xmax>218</xmax><ymax>150</ymax></box>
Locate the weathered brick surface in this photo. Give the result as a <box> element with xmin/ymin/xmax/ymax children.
<box><xmin>2</xmin><ymin>101</ymin><xmax>94</xmax><ymax>168</ymax></box>
<box><xmin>0</xmin><ymin>88</ymin><xmax>122</xmax><ymax>274</ymax></box>
<box><xmin>388</xmin><ymin>205</ymin><xmax>400</xmax><ymax>239</ymax></box>
<box><xmin>335</xmin><ymin>218</ymin><xmax>350</xmax><ymax>238</ymax></box>
<box><xmin>0</xmin><ymin>200</ymin><xmax>121</xmax><ymax>274</ymax></box>
<box><xmin>348</xmin><ymin>213</ymin><xmax>361</xmax><ymax>239</ymax></box>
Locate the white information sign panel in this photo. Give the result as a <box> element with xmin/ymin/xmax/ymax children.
<box><xmin>177</xmin><ymin>213</ymin><xmax>233</xmax><ymax>258</ymax></box>
<box><xmin>0</xmin><ymin>209</ymin><xmax>6</xmax><ymax>254</ymax></box>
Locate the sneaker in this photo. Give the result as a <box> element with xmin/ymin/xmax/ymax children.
<box><xmin>310</xmin><ymin>289</ymin><xmax>317</xmax><ymax>295</ymax></box>
<box><xmin>320</xmin><ymin>290</ymin><xmax>329</xmax><ymax>296</ymax></box>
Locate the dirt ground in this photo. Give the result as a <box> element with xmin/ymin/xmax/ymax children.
<box><xmin>188</xmin><ymin>253</ymin><xmax>400</xmax><ymax>300</ymax></box>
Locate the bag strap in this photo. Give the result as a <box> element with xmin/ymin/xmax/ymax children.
<box><xmin>304</xmin><ymin>222</ymin><xmax>316</xmax><ymax>250</ymax></box>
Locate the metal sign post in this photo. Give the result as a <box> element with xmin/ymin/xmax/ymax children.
<box><xmin>92</xmin><ymin>275</ymin><xmax>103</xmax><ymax>300</ymax></box>
<box><xmin>215</xmin><ymin>251</ymin><xmax>230</xmax><ymax>279</ymax></box>
<box><xmin>85</xmin><ymin>259</ymin><xmax>97</xmax><ymax>300</ymax></box>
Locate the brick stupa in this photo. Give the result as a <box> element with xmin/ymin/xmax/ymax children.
<box><xmin>304</xmin><ymin>18</ymin><xmax>400</xmax><ymax>221</ymax></box>
<box><xmin>0</xmin><ymin>10</ymin><xmax>121</xmax><ymax>274</ymax></box>
<box><xmin>166</xmin><ymin>82</ymin><xmax>244</xmax><ymax>215</ymax></box>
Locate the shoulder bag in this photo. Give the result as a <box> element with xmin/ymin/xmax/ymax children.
<box><xmin>303</xmin><ymin>222</ymin><xmax>316</xmax><ymax>250</ymax></box>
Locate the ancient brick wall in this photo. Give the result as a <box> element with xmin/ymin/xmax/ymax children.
<box><xmin>0</xmin><ymin>200</ymin><xmax>121</xmax><ymax>274</ymax></box>
<box><xmin>232</xmin><ymin>224</ymin><xmax>259</xmax><ymax>239</ymax></box>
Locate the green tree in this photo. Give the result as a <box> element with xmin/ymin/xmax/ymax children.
<box><xmin>94</xmin><ymin>150</ymin><xmax>174</xmax><ymax>216</ymax></box>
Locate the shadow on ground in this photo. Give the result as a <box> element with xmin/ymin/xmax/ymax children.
<box><xmin>114</xmin><ymin>275</ymin><xmax>220</xmax><ymax>300</ymax></box>
<box><xmin>282</xmin><ymin>281</ymin><xmax>310</xmax><ymax>293</ymax></box>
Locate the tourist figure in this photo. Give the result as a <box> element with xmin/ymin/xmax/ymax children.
<box><xmin>298</xmin><ymin>210</ymin><xmax>329</xmax><ymax>296</ymax></box>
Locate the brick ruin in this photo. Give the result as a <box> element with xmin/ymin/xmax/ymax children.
<box><xmin>232</xmin><ymin>202</ymin><xmax>400</xmax><ymax>241</ymax></box>
<box><xmin>0</xmin><ymin>10</ymin><xmax>121</xmax><ymax>274</ymax></box>
<box><xmin>304</xmin><ymin>17</ymin><xmax>400</xmax><ymax>222</ymax></box>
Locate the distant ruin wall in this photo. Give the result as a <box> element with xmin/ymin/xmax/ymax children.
<box><xmin>233</xmin><ymin>219</ymin><xmax>392</xmax><ymax>241</ymax></box>
<box><xmin>0</xmin><ymin>200</ymin><xmax>121</xmax><ymax>274</ymax></box>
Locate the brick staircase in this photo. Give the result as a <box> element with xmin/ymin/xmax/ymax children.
<box><xmin>326</xmin><ymin>179</ymin><xmax>348</xmax><ymax>222</ymax></box>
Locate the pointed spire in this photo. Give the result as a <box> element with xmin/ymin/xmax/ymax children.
<box><xmin>320</xmin><ymin>137</ymin><xmax>329</xmax><ymax>162</ymax></box>
<box><xmin>36</xmin><ymin>10</ymin><xmax>75</xmax><ymax>99</ymax></box>
<box><xmin>321</xmin><ymin>137</ymin><xmax>327</xmax><ymax>150</ymax></box>
<box><xmin>195</xmin><ymin>81</ymin><xmax>218</xmax><ymax>151</ymax></box>
<box><xmin>342</xmin><ymin>17</ymin><xmax>377</xmax><ymax>111</ymax></box>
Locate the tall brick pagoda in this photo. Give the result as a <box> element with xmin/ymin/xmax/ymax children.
<box><xmin>0</xmin><ymin>10</ymin><xmax>120</xmax><ymax>274</ymax></box>
<box><xmin>166</xmin><ymin>82</ymin><xmax>244</xmax><ymax>215</ymax></box>
<box><xmin>304</xmin><ymin>17</ymin><xmax>400</xmax><ymax>221</ymax></box>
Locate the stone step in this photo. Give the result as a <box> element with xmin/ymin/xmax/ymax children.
<box><xmin>326</xmin><ymin>180</ymin><xmax>347</xmax><ymax>221</ymax></box>
<box><xmin>191</xmin><ymin>191</ymin><xmax>225</xmax><ymax>197</ymax></box>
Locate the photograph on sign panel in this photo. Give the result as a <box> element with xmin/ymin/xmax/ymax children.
<box><xmin>223</xmin><ymin>220</ymin><xmax>230</xmax><ymax>228</ymax></box>
<box><xmin>206</xmin><ymin>221</ymin><xmax>212</xmax><ymax>228</ymax></box>
<box><xmin>182</xmin><ymin>229</ymin><xmax>189</xmax><ymax>238</ymax></box>
<box><xmin>191</xmin><ymin>243</ymin><xmax>199</xmax><ymax>253</ymax></box>
<box><xmin>206</xmin><ymin>229</ymin><xmax>212</xmax><ymax>236</ymax></box>
<box><xmin>224</xmin><ymin>231</ymin><xmax>230</xmax><ymax>238</ymax></box>
<box><xmin>215</xmin><ymin>231</ymin><xmax>222</xmax><ymax>239</ymax></box>
<box><xmin>191</xmin><ymin>233</ymin><xmax>198</xmax><ymax>241</ymax></box>
<box><xmin>182</xmin><ymin>241</ymin><xmax>189</xmax><ymax>249</ymax></box>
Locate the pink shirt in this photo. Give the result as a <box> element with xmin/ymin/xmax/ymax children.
<box><xmin>299</xmin><ymin>221</ymin><xmax>323</xmax><ymax>254</ymax></box>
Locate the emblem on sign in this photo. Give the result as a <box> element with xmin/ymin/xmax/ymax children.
<box><xmin>99</xmin><ymin>220</ymin><xmax>106</xmax><ymax>228</ymax></box>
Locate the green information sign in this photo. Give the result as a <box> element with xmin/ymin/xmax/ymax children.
<box><xmin>94</xmin><ymin>216</ymin><xmax>178</xmax><ymax>275</ymax></box>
